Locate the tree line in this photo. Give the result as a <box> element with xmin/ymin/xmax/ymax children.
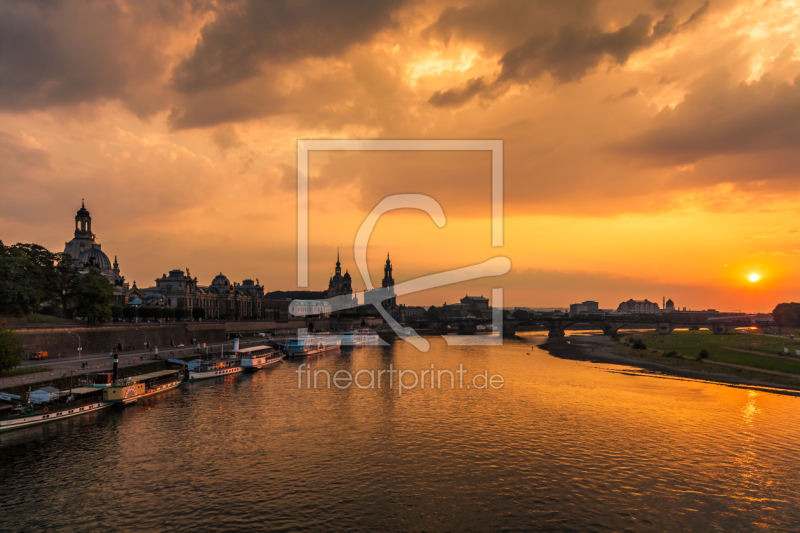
<box><xmin>1</xmin><ymin>240</ymin><xmax>212</xmax><ymax>326</ymax></box>
<box><xmin>772</xmin><ymin>303</ymin><xmax>800</xmax><ymax>328</ymax></box>
<box><xmin>0</xmin><ymin>240</ymin><xmax>113</xmax><ymax>322</ymax></box>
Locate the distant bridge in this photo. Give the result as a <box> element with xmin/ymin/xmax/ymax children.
<box><xmin>429</xmin><ymin>312</ymin><xmax>776</xmax><ymax>338</ymax></box>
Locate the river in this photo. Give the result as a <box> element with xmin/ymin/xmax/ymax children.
<box><xmin>2</xmin><ymin>333</ymin><xmax>799</xmax><ymax>532</ymax></box>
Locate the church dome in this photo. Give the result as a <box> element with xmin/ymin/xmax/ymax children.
<box><xmin>78</xmin><ymin>247</ymin><xmax>111</xmax><ymax>271</ymax></box>
<box><xmin>212</xmin><ymin>273</ymin><xmax>230</xmax><ymax>286</ymax></box>
<box><xmin>77</xmin><ymin>201</ymin><xmax>90</xmax><ymax>218</ymax></box>
<box><xmin>343</xmin><ymin>271</ymin><xmax>351</xmax><ymax>280</ymax></box>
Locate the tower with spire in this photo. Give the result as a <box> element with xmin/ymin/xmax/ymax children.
<box><xmin>381</xmin><ymin>252</ymin><xmax>396</xmax><ymax>308</ymax></box>
<box><xmin>63</xmin><ymin>200</ymin><xmax>129</xmax><ymax>306</ymax></box>
<box><xmin>327</xmin><ymin>248</ymin><xmax>355</xmax><ymax>304</ymax></box>
<box><xmin>64</xmin><ymin>199</ymin><xmax>95</xmax><ymax>260</ymax></box>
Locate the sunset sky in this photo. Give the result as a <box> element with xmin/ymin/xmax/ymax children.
<box><xmin>2</xmin><ymin>0</ymin><xmax>799</xmax><ymax>312</ymax></box>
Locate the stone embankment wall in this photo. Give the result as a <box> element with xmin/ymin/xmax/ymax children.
<box><xmin>16</xmin><ymin>320</ymin><xmax>324</xmax><ymax>357</ymax></box>
<box><xmin>17</xmin><ymin>324</ymin><xmax>226</xmax><ymax>356</ymax></box>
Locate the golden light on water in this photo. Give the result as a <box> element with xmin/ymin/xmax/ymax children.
<box><xmin>749</xmin><ymin>274</ymin><xmax>760</xmax><ymax>282</ymax></box>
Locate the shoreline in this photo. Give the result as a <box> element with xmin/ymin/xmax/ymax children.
<box><xmin>538</xmin><ymin>334</ymin><xmax>800</xmax><ymax>397</ymax></box>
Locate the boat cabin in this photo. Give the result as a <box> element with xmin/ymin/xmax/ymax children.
<box><xmin>29</xmin><ymin>387</ymin><xmax>60</xmax><ymax>404</ymax></box>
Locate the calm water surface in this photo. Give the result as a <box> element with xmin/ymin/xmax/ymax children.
<box><xmin>2</xmin><ymin>333</ymin><xmax>799</xmax><ymax>532</ymax></box>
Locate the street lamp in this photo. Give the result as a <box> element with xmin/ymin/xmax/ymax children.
<box><xmin>135</xmin><ymin>328</ymin><xmax>147</xmax><ymax>351</ymax></box>
<box><xmin>67</xmin><ymin>331</ymin><xmax>82</xmax><ymax>362</ymax></box>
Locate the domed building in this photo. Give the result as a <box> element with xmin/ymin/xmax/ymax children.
<box><xmin>64</xmin><ymin>200</ymin><xmax>128</xmax><ymax>306</ymax></box>
<box><xmin>141</xmin><ymin>269</ymin><xmax>265</xmax><ymax>319</ymax></box>
<box><xmin>78</xmin><ymin>247</ymin><xmax>112</xmax><ymax>271</ymax></box>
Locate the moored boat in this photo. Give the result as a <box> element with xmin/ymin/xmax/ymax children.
<box><xmin>0</xmin><ymin>353</ymin><xmax>185</xmax><ymax>431</ymax></box>
<box><xmin>279</xmin><ymin>334</ymin><xmax>342</xmax><ymax>358</ymax></box>
<box><xmin>0</xmin><ymin>388</ymin><xmax>110</xmax><ymax>432</ymax></box>
<box><xmin>101</xmin><ymin>368</ymin><xmax>185</xmax><ymax>405</ymax></box>
<box><xmin>338</xmin><ymin>328</ymin><xmax>380</xmax><ymax>346</ymax></box>
<box><xmin>237</xmin><ymin>345</ymin><xmax>284</xmax><ymax>371</ymax></box>
<box><xmin>187</xmin><ymin>357</ymin><xmax>243</xmax><ymax>381</ymax></box>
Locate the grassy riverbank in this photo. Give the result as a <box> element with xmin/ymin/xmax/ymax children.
<box><xmin>541</xmin><ymin>330</ymin><xmax>800</xmax><ymax>392</ymax></box>
<box><xmin>635</xmin><ymin>330</ymin><xmax>800</xmax><ymax>375</ymax></box>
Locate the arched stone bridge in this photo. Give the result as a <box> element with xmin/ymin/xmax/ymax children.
<box><xmin>433</xmin><ymin>313</ymin><xmax>774</xmax><ymax>338</ymax></box>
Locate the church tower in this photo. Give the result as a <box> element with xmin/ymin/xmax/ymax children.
<box><xmin>64</xmin><ymin>199</ymin><xmax>95</xmax><ymax>260</ymax></box>
<box><xmin>382</xmin><ymin>253</ymin><xmax>396</xmax><ymax>308</ymax></box>
<box><xmin>327</xmin><ymin>248</ymin><xmax>355</xmax><ymax>305</ymax></box>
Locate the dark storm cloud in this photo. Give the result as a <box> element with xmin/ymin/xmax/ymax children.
<box><xmin>171</xmin><ymin>0</ymin><xmax>405</xmax><ymax>94</ymax></box>
<box><xmin>424</xmin><ymin>0</ymin><xmax>599</xmax><ymax>51</ymax></box>
<box><xmin>0</xmin><ymin>0</ymin><xmax>199</xmax><ymax>115</ymax></box>
<box><xmin>681</xmin><ymin>0</ymin><xmax>710</xmax><ymax>27</ymax></box>
<box><xmin>496</xmin><ymin>14</ymin><xmax>667</xmax><ymax>84</ymax></box>
<box><xmin>619</xmin><ymin>70</ymin><xmax>800</xmax><ymax>164</ymax></box>
<box><xmin>428</xmin><ymin>77</ymin><xmax>490</xmax><ymax>107</ymax></box>
<box><xmin>428</xmin><ymin>2</ymin><xmax>709</xmax><ymax>108</ymax></box>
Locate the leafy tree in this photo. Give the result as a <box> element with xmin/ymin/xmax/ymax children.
<box><xmin>192</xmin><ymin>307</ymin><xmax>206</xmax><ymax>320</ymax></box>
<box><xmin>162</xmin><ymin>307</ymin><xmax>176</xmax><ymax>321</ymax></box>
<box><xmin>0</xmin><ymin>326</ymin><xmax>23</xmax><ymax>372</ymax></box>
<box><xmin>52</xmin><ymin>253</ymin><xmax>79</xmax><ymax>318</ymax></box>
<box><xmin>123</xmin><ymin>306</ymin><xmax>138</xmax><ymax>320</ymax></box>
<box><xmin>0</xmin><ymin>242</ymin><xmax>76</xmax><ymax>317</ymax></box>
<box><xmin>10</xmin><ymin>243</ymin><xmax>56</xmax><ymax>271</ymax></box>
<box><xmin>425</xmin><ymin>306</ymin><xmax>440</xmax><ymax>321</ymax></box>
<box><xmin>772</xmin><ymin>303</ymin><xmax>800</xmax><ymax>328</ymax></box>
<box><xmin>511</xmin><ymin>309</ymin><xmax>529</xmax><ymax>321</ymax></box>
<box><xmin>150</xmin><ymin>307</ymin><xmax>164</xmax><ymax>320</ymax></box>
<box><xmin>111</xmin><ymin>305</ymin><xmax>124</xmax><ymax>320</ymax></box>
<box><xmin>0</xmin><ymin>243</ymin><xmax>47</xmax><ymax>315</ymax></box>
<box><xmin>73</xmin><ymin>268</ymin><xmax>113</xmax><ymax>323</ymax></box>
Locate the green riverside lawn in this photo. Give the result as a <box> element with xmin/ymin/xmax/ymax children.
<box><xmin>633</xmin><ymin>330</ymin><xmax>800</xmax><ymax>375</ymax></box>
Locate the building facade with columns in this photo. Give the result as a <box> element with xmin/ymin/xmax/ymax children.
<box><xmin>138</xmin><ymin>270</ymin><xmax>265</xmax><ymax>319</ymax></box>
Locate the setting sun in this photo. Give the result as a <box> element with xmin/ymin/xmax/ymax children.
<box><xmin>749</xmin><ymin>273</ymin><xmax>760</xmax><ymax>282</ymax></box>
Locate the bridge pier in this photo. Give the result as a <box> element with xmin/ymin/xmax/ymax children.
<box><xmin>502</xmin><ymin>322</ymin><xmax>518</xmax><ymax>337</ymax></box>
<box><xmin>656</xmin><ymin>323</ymin><xmax>675</xmax><ymax>335</ymax></box>
<box><xmin>711</xmin><ymin>323</ymin><xmax>736</xmax><ymax>335</ymax></box>
<box><xmin>602</xmin><ymin>323</ymin><xmax>620</xmax><ymax>336</ymax></box>
<box><xmin>548</xmin><ymin>323</ymin><xmax>565</xmax><ymax>338</ymax></box>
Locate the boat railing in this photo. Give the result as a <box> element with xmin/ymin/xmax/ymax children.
<box><xmin>1</xmin><ymin>396</ymin><xmax>104</xmax><ymax>420</ymax></box>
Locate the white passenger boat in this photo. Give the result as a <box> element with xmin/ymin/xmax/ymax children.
<box><xmin>279</xmin><ymin>334</ymin><xmax>342</xmax><ymax>358</ymax></box>
<box><xmin>0</xmin><ymin>354</ymin><xmax>185</xmax><ymax>432</ymax></box>
<box><xmin>339</xmin><ymin>329</ymin><xmax>380</xmax><ymax>346</ymax></box>
<box><xmin>0</xmin><ymin>388</ymin><xmax>110</xmax><ymax>432</ymax></box>
<box><xmin>238</xmin><ymin>345</ymin><xmax>284</xmax><ymax>371</ymax></box>
<box><xmin>101</xmin><ymin>368</ymin><xmax>185</xmax><ymax>405</ymax></box>
<box><xmin>187</xmin><ymin>357</ymin><xmax>243</xmax><ymax>381</ymax></box>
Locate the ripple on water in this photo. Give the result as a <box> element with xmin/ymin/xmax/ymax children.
<box><xmin>1</xmin><ymin>334</ymin><xmax>799</xmax><ymax>532</ymax></box>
